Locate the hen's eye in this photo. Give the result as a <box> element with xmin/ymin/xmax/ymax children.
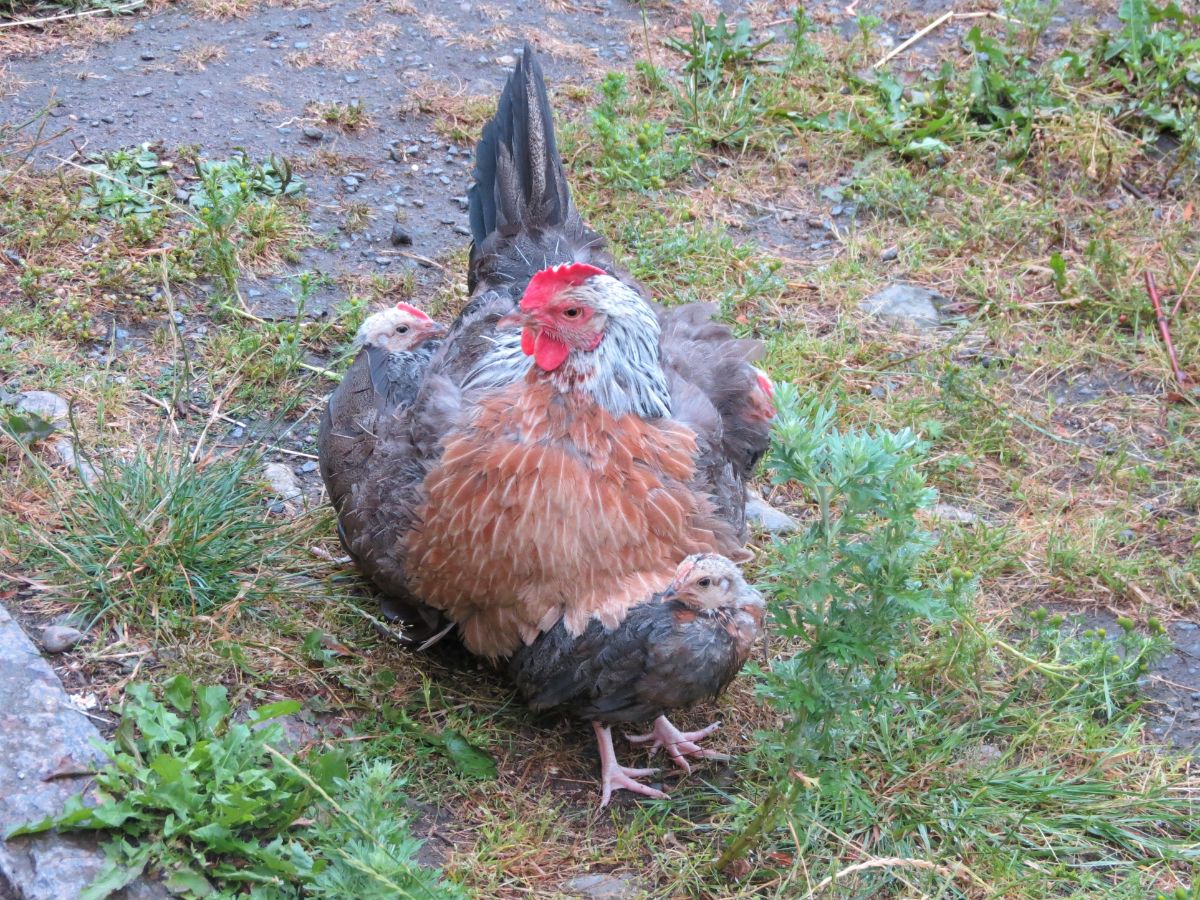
<box><xmin>396</xmin><ymin>325</ymin><xmax>410</xmax><ymax>334</ymax></box>
<box><xmin>697</xmin><ymin>577</ymin><xmax>712</xmax><ymax>588</ymax></box>
<box><xmin>562</xmin><ymin>307</ymin><xmax>582</xmax><ymax>319</ymax></box>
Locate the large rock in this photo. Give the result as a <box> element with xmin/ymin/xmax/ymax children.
<box><xmin>14</xmin><ymin>392</ymin><xmax>69</xmax><ymax>430</ymax></box>
<box><xmin>859</xmin><ymin>283</ymin><xmax>945</xmax><ymax>331</ymax></box>
<box><xmin>0</xmin><ymin>604</ymin><xmax>164</xmax><ymax>899</ymax></box>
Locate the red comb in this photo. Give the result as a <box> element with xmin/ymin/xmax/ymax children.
<box><xmin>394</xmin><ymin>302</ymin><xmax>431</xmax><ymax>321</ymax></box>
<box><xmin>521</xmin><ymin>262</ymin><xmax>605</xmax><ymax>312</ymax></box>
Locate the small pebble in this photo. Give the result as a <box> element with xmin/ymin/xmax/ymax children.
<box><xmin>41</xmin><ymin>625</ymin><xmax>84</xmax><ymax>654</ymax></box>
<box><xmin>390</xmin><ymin>224</ymin><xmax>413</xmax><ymax>246</ymax></box>
<box><xmin>302</xmin><ymin>126</ymin><xmax>324</xmax><ymax>141</ymax></box>
<box><xmin>881</xmin><ymin>246</ymin><xmax>899</xmax><ymax>261</ymax></box>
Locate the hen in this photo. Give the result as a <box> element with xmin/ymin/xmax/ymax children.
<box><xmin>318</xmin><ymin>303</ymin><xmax>446</xmax><ymax>634</ymax></box>
<box><xmin>327</xmin><ymin>45</ymin><xmax>772</xmax><ymax>658</ymax></box>
<box><xmin>510</xmin><ymin>553</ymin><xmax>765</xmax><ymax>806</ymax></box>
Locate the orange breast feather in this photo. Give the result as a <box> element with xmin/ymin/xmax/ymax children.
<box><xmin>406</xmin><ymin>380</ymin><xmax>739</xmax><ymax>658</ymax></box>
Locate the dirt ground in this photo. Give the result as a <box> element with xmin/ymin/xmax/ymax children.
<box><xmin>1</xmin><ymin>0</ymin><xmax>1198</xmax><ymax>894</ymax></box>
<box><xmin>3</xmin><ymin>0</ymin><xmax>1197</xmax><ymax>754</ymax></box>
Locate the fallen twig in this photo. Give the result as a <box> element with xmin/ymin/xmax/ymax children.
<box><xmin>0</xmin><ymin>0</ymin><xmax>144</xmax><ymax>29</ymax></box>
<box><xmin>873</xmin><ymin>11</ymin><xmax>1017</xmax><ymax>69</ymax></box>
<box><xmin>1145</xmin><ymin>271</ymin><xmax>1189</xmax><ymax>386</ymax></box>
<box><xmin>1171</xmin><ymin>256</ymin><xmax>1199</xmax><ymax>317</ymax></box>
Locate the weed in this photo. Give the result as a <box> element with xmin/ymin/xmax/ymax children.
<box><xmin>184</xmin><ymin>151</ymin><xmax>304</xmax><ymax>292</ymax></box>
<box><xmin>716</xmin><ymin>386</ymin><xmax>968</xmax><ymax>870</ymax></box>
<box><xmin>584</xmin><ymin>72</ymin><xmax>694</xmax><ymax>190</ymax></box>
<box><xmin>79</xmin><ymin>143</ymin><xmax>173</xmax><ymax>220</ymax></box>
<box><xmin>310</xmin><ymin>99</ymin><xmax>371</xmax><ymax>133</ymax></box>
<box><xmin>664</xmin><ymin>12</ymin><xmax>773</xmax><ymax>148</ymax></box>
<box><xmin>7</xmin><ymin>676</ymin><xmax>458</xmax><ymax>897</ymax></box>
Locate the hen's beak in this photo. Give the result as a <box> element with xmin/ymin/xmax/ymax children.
<box><xmin>424</xmin><ymin>320</ymin><xmax>448</xmax><ymax>337</ymax></box>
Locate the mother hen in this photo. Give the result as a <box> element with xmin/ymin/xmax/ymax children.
<box><xmin>322</xmin><ymin>45</ymin><xmax>772</xmax><ymax>660</ymax></box>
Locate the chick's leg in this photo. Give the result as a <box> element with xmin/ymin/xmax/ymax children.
<box><xmin>627</xmin><ymin>716</ymin><xmax>727</xmax><ymax>774</ymax></box>
<box><xmin>593</xmin><ymin>722</ymin><xmax>666</xmax><ymax>808</ymax></box>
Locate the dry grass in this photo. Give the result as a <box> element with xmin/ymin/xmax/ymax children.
<box><xmin>178</xmin><ymin>43</ymin><xmax>225</xmax><ymax>71</ymax></box>
<box><xmin>187</xmin><ymin>0</ymin><xmax>256</xmax><ymax>20</ymax></box>
<box><xmin>285</xmin><ymin>23</ymin><xmax>400</xmax><ymax>70</ymax></box>
<box><xmin>0</xmin><ymin>15</ymin><xmax>132</xmax><ymax>60</ymax></box>
<box><xmin>397</xmin><ymin>74</ymin><xmax>494</xmax><ymax>143</ymax></box>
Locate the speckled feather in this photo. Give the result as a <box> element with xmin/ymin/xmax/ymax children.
<box><xmin>509</xmin><ymin>561</ymin><xmax>766</xmax><ymax>724</ymax></box>
<box><xmin>404</xmin><ymin>379</ymin><xmax>743</xmax><ymax>658</ymax></box>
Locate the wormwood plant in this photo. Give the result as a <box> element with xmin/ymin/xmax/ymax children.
<box><xmin>7</xmin><ymin>676</ymin><xmax>459</xmax><ymax>898</ymax></box>
<box><xmin>717</xmin><ymin>385</ymin><xmax>970</xmax><ymax>869</ymax></box>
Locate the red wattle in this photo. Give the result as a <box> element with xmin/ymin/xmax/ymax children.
<box><xmin>521</xmin><ymin>328</ymin><xmax>536</xmax><ymax>357</ymax></box>
<box><xmin>533</xmin><ymin>332</ymin><xmax>570</xmax><ymax>371</ymax></box>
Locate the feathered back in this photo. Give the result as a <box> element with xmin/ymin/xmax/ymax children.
<box><xmin>469</xmin><ymin>44</ymin><xmax>578</xmax><ymax>251</ymax></box>
<box><xmin>466</xmin><ymin>44</ymin><xmax>609</xmax><ymax>296</ymax></box>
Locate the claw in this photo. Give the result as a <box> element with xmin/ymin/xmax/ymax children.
<box><xmin>627</xmin><ymin>716</ymin><xmax>727</xmax><ymax>774</ymax></box>
<box><xmin>593</xmin><ymin>722</ymin><xmax>667</xmax><ymax>808</ymax></box>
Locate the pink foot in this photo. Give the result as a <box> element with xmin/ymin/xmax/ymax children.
<box><xmin>627</xmin><ymin>716</ymin><xmax>727</xmax><ymax>774</ymax></box>
<box><xmin>593</xmin><ymin>722</ymin><xmax>667</xmax><ymax>808</ymax></box>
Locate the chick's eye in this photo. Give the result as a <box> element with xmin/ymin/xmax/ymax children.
<box><xmin>697</xmin><ymin>577</ymin><xmax>712</xmax><ymax>588</ymax></box>
<box><xmin>395</xmin><ymin>325</ymin><xmax>409</xmax><ymax>334</ymax></box>
<box><xmin>562</xmin><ymin>307</ymin><xmax>582</xmax><ymax>319</ymax></box>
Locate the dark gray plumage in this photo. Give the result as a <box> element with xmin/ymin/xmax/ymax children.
<box><xmin>508</xmin><ymin>553</ymin><xmax>766</xmax><ymax>806</ymax></box>
<box><xmin>317</xmin><ymin>307</ymin><xmax>445</xmax><ymax>638</ymax></box>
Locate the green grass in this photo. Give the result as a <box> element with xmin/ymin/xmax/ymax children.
<box><xmin>1</xmin><ymin>1</ymin><xmax>1199</xmax><ymax>896</ymax></box>
<box><xmin>10</xmin><ymin>442</ymin><xmax>296</xmax><ymax>627</ymax></box>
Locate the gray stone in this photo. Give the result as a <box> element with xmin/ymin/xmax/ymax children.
<box><xmin>263</xmin><ymin>463</ymin><xmax>301</xmax><ymax>504</ymax></box>
<box><xmin>859</xmin><ymin>283</ymin><xmax>945</xmax><ymax>331</ymax></box>
<box><xmin>50</xmin><ymin>437</ymin><xmax>99</xmax><ymax>486</ymax></box>
<box><xmin>390</xmin><ymin>224</ymin><xmax>412</xmax><ymax>246</ymax></box>
<box><xmin>0</xmin><ymin>604</ymin><xmax>166</xmax><ymax>898</ymax></box>
<box><xmin>745</xmin><ymin>489</ymin><xmax>800</xmax><ymax>535</ymax></box>
<box><xmin>301</xmin><ymin>126</ymin><xmax>323</xmax><ymax>141</ymax></box>
<box><xmin>929</xmin><ymin>502</ymin><xmax>980</xmax><ymax>525</ymax></box>
<box><xmin>565</xmin><ymin>873</ymin><xmax>644</xmax><ymax>899</ymax></box>
<box><xmin>15</xmin><ymin>391</ymin><xmax>69</xmax><ymax>430</ymax></box>
<box><xmin>39</xmin><ymin>626</ymin><xmax>84</xmax><ymax>654</ymax></box>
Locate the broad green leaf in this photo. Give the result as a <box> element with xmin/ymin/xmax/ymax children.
<box><xmin>163</xmin><ymin>675</ymin><xmax>194</xmax><ymax>714</ymax></box>
<box><xmin>196</xmin><ymin>685</ymin><xmax>231</xmax><ymax>736</ymax></box>
<box><xmin>163</xmin><ymin>865</ymin><xmax>215</xmax><ymax>896</ymax></box>
<box><xmin>248</xmin><ymin>699</ymin><xmax>303</xmax><ymax>724</ymax></box>
<box><xmin>418</xmin><ymin>729</ymin><xmax>497</xmax><ymax>780</ymax></box>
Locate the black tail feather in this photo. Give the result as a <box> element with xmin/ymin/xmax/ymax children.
<box><xmin>469</xmin><ymin>44</ymin><xmax>578</xmax><ymax>251</ymax></box>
